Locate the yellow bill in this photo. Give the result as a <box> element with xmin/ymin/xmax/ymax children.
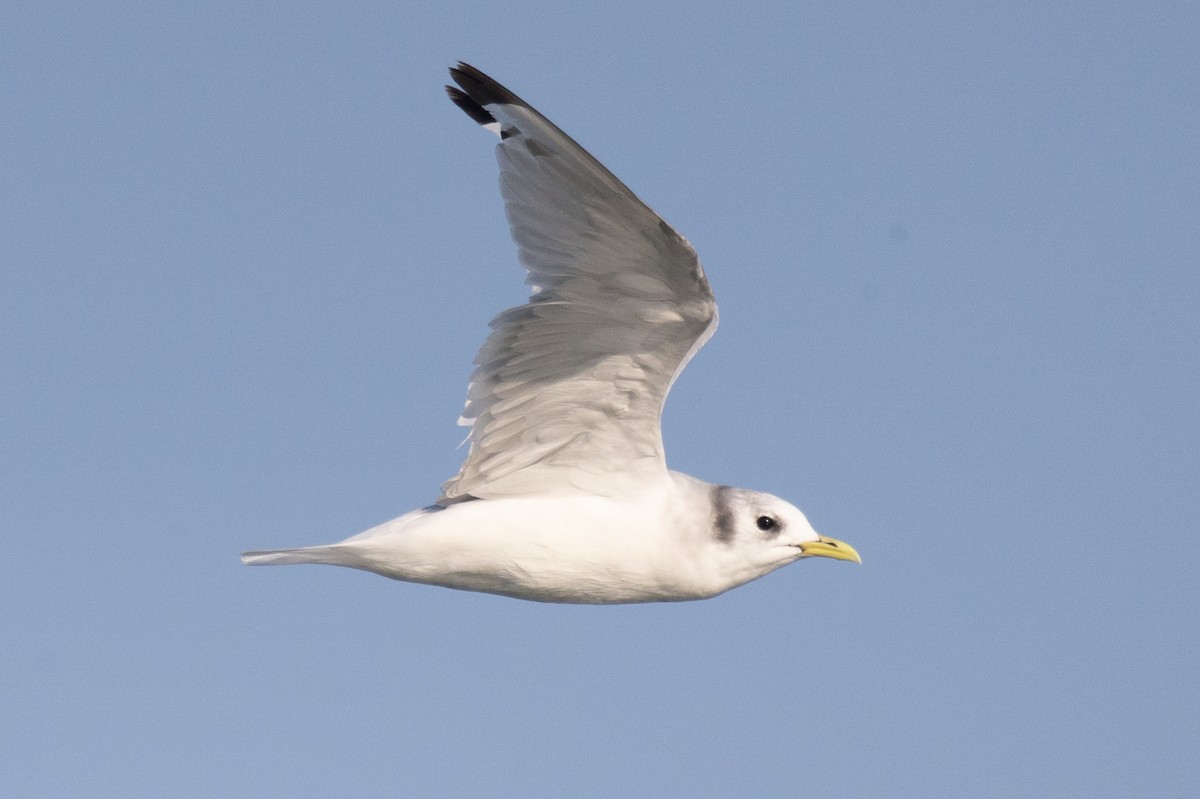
<box><xmin>798</xmin><ymin>536</ymin><xmax>862</xmax><ymax>564</ymax></box>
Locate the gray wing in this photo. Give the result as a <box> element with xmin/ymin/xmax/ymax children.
<box><xmin>439</xmin><ymin>63</ymin><xmax>717</xmax><ymax>502</ymax></box>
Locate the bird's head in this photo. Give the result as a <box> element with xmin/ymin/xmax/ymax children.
<box><xmin>709</xmin><ymin>485</ymin><xmax>861</xmax><ymax>577</ymax></box>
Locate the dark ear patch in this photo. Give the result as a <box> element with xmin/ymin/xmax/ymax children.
<box><xmin>711</xmin><ymin>485</ymin><xmax>736</xmax><ymax>544</ymax></box>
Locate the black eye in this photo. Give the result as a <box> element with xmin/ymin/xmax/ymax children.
<box><xmin>756</xmin><ymin>516</ymin><xmax>777</xmax><ymax>532</ymax></box>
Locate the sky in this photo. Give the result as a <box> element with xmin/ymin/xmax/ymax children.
<box><xmin>3</xmin><ymin>2</ymin><xmax>1198</xmax><ymax>796</ymax></box>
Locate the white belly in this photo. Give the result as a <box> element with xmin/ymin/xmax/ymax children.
<box><xmin>332</xmin><ymin>492</ymin><xmax>718</xmax><ymax>604</ymax></box>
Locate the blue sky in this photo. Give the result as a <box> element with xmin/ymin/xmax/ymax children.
<box><xmin>3</xmin><ymin>2</ymin><xmax>1198</xmax><ymax>796</ymax></box>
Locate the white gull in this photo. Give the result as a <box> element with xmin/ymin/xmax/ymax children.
<box><xmin>241</xmin><ymin>63</ymin><xmax>860</xmax><ymax>603</ymax></box>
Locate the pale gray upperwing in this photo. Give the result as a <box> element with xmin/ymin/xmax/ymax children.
<box><xmin>440</xmin><ymin>64</ymin><xmax>718</xmax><ymax>502</ymax></box>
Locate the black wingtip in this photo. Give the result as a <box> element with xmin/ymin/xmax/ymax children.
<box><xmin>448</xmin><ymin>62</ymin><xmax>528</xmax><ymax>110</ymax></box>
<box><xmin>446</xmin><ymin>85</ymin><xmax>497</xmax><ymax>127</ymax></box>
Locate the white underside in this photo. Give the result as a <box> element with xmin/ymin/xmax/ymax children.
<box><xmin>243</xmin><ymin>472</ymin><xmax>767</xmax><ymax>603</ymax></box>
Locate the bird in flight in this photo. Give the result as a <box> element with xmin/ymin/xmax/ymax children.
<box><xmin>242</xmin><ymin>63</ymin><xmax>860</xmax><ymax>603</ymax></box>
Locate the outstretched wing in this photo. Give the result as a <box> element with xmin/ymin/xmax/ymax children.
<box><xmin>440</xmin><ymin>63</ymin><xmax>717</xmax><ymax>502</ymax></box>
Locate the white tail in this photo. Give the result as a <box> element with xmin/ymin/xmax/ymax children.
<box><xmin>241</xmin><ymin>509</ymin><xmax>430</xmax><ymax>570</ymax></box>
<box><xmin>240</xmin><ymin>545</ymin><xmax>342</xmax><ymax>567</ymax></box>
